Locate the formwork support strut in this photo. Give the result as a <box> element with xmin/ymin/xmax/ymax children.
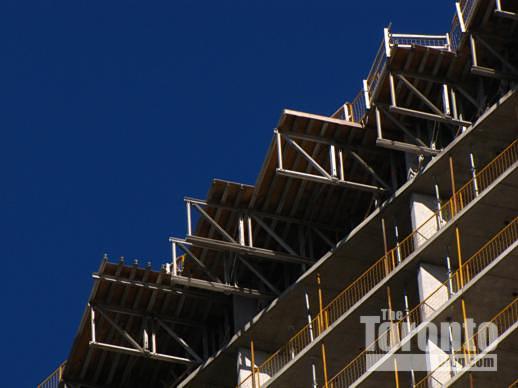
<box><xmin>88</xmin><ymin>305</ymin><xmax>198</xmax><ymax>365</ymax></box>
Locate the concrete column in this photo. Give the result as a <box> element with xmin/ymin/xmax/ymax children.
<box><xmin>417</xmin><ymin>263</ymin><xmax>449</xmax><ymax>320</ymax></box>
<box><xmin>410</xmin><ymin>193</ymin><xmax>440</xmax><ymax>248</ymax></box>
<box><xmin>425</xmin><ymin>340</ymin><xmax>453</xmax><ymax>387</ymax></box>
<box><xmin>236</xmin><ymin>347</ymin><xmax>271</xmax><ymax>386</ymax></box>
<box><xmin>418</xmin><ymin>263</ymin><xmax>460</xmax><ymax>387</ymax></box>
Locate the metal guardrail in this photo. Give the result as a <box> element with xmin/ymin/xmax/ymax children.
<box><xmin>329</xmin><ymin>219</ymin><xmax>518</xmax><ymax>388</ymax></box>
<box><xmin>351</xmin><ymin>89</ymin><xmax>367</xmax><ymax>123</ymax></box>
<box><xmin>333</xmin><ymin>105</ymin><xmax>348</xmax><ymax>120</ymax></box>
<box><xmin>331</xmin><ymin>89</ymin><xmax>366</xmax><ymax>124</ymax></box>
<box><xmin>38</xmin><ymin>362</ymin><xmax>66</xmax><ymax>388</ymax></box>
<box><xmin>414</xmin><ymin>297</ymin><xmax>518</xmax><ymax>388</ymax></box>
<box><xmin>346</xmin><ymin>30</ymin><xmax>451</xmax><ymax>125</ymax></box>
<box><xmin>365</xmin><ymin>37</ymin><xmax>389</xmax><ymax>110</ymax></box>
<box><xmin>333</xmin><ymin>0</ymin><xmax>481</xmax><ymax>125</ymax></box>
<box><xmin>390</xmin><ymin>34</ymin><xmax>450</xmax><ymax>49</ymax></box>
<box><xmin>462</xmin><ymin>0</ymin><xmax>478</xmax><ymax>27</ymax></box>
<box><xmin>450</xmin><ymin>0</ymin><xmax>478</xmax><ymax>52</ymax></box>
<box><xmin>365</xmin><ymin>30</ymin><xmax>450</xmax><ymax>115</ymax></box>
<box><xmin>450</xmin><ymin>13</ymin><xmax>462</xmax><ymax>52</ymax></box>
<box><xmin>237</xmin><ymin>139</ymin><xmax>518</xmax><ymax>388</ymax></box>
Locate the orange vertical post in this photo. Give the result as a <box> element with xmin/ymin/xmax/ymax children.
<box><xmin>455</xmin><ymin>227</ymin><xmax>464</xmax><ymax>287</ymax></box>
<box><xmin>251</xmin><ymin>339</ymin><xmax>257</xmax><ymax>388</ymax></box>
<box><xmin>317</xmin><ymin>274</ymin><xmax>329</xmax><ymax>388</ymax></box>
<box><xmin>461</xmin><ymin>299</ymin><xmax>472</xmax><ymax>364</ymax></box>
<box><xmin>317</xmin><ymin>274</ymin><xmax>324</xmax><ymax>334</ymax></box>
<box><xmin>386</xmin><ymin>286</ymin><xmax>400</xmax><ymax>388</ymax></box>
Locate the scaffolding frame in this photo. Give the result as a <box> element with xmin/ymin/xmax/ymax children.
<box><xmin>46</xmin><ymin>0</ymin><xmax>518</xmax><ymax>387</ymax></box>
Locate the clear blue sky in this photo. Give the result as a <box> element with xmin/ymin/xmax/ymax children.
<box><xmin>0</xmin><ymin>1</ymin><xmax>452</xmax><ymax>386</ymax></box>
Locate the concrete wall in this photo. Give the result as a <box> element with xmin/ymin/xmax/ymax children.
<box><xmin>233</xmin><ymin>295</ymin><xmax>258</xmax><ymax>332</ymax></box>
<box><xmin>234</xmin><ymin>296</ymin><xmax>271</xmax><ymax>386</ymax></box>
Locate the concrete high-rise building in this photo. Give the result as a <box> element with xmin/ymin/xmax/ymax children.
<box><xmin>40</xmin><ymin>0</ymin><xmax>518</xmax><ymax>387</ymax></box>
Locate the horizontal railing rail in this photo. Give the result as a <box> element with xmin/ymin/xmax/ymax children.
<box><xmin>414</xmin><ymin>297</ymin><xmax>518</xmax><ymax>388</ymax></box>
<box><xmin>328</xmin><ymin>218</ymin><xmax>518</xmax><ymax>387</ymax></box>
<box><xmin>236</xmin><ymin>139</ymin><xmax>518</xmax><ymax>388</ymax></box>
<box><xmin>38</xmin><ymin>362</ymin><xmax>66</xmax><ymax>388</ymax></box>
<box><xmin>238</xmin><ymin>139</ymin><xmax>518</xmax><ymax>387</ymax></box>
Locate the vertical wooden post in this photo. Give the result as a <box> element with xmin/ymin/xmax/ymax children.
<box><xmin>386</xmin><ymin>287</ymin><xmax>400</xmax><ymax>388</ymax></box>
<box><xmin>317</xmin><ymin>274</ymin><xmax>329</xmax><ymax>388</ymax></box>
<box><xmin>186</xmin><ymin>201</ymin><xmax>192</xmax><ymax>235</ymax></box>
<box><xmin>321</xmin><ymin>343</ymin><xmax>329</xmax><ymax>388</ymax></box>
<box><xmin>172</xmin><ymin>241</ymin><xmax>178</xmax><ymax>276</ymax></box>
<box><xmin>276</xmin><ymin>131</ymin><xmax>283</xmax><ymax>170</ymax></box>
<box><xmin>456</xmin><ymin>226</ymin><xmax>472</xmax><ymax>365</ymax></box>
<box><xmin>90</xmin><ymin>305</ymin><xmax>96</xmax><ymax>343</ymax></box>
<box><xmin>317</xmin><ymin>274</ymin><xmax>324</xmax><ymax>334</ymax></box>
<box><xmin>455</xmin><ymin>227</ymin><xmax>464</xmax><ymax>288</ymax></box>
<box><xmin>251</xmin><ymin>339</ymin><xmax>257</xmax><ymax>388</ymax></box>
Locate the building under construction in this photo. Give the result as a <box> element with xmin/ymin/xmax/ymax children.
<box><xmin>40</xmin><ymin>0</ymin><xmax>518</xmax><ymax>387</ymax></box>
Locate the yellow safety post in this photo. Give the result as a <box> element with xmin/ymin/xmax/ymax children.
<box><xmin>386</xmin><ymin>286</ymin><xmax>400</xmax><ymax>388</ymax></box>
<box><xmin>251</xmin><ymin>339</ymin><xmax>257</xmax><ymax>388</ymax></box>
<box><xmin>321</xmin><ymin>342</ymin><xmax>329</xmax><ymax>388</ymax></box>
<box><xmin>317</xmin><ymin>274</ymin><xmax>329</xmax><ymax>388</ymax></box>
<box><xmin>317</xmin><ymin>274</ymin><xmax>324</xmax><ymax>334</ymax></box>
<box><xmin>455</xmin><ymin>227</ymin><xmax>464</xmax><ymax>288</ymax></box>
<box><xmin>455</xmin><ymin>226</ymin><xmax>472</xmax><ymax>365</ymax></box>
